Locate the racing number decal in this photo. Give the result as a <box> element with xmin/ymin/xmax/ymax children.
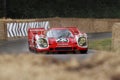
<box><xmin>56</xmin><ymin>38</ymin><xmax>68</xmax><ymax>42</ymax></box>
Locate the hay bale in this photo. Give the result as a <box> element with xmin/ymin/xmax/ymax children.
<box><xmin>107</xmin><ymin>19</ymin><xmax>120</xmax><ymax>32</ymax></box>
<box><xmin>0</xmin><ymin>21</ymin><xmax>6</xmax><ymax>40</ymax></box>
<box><xmin>93</xmin><ymin>19</ymin><xmax>109</xmax><ymax>32</ymax></box>
<box><xmin>78</xmin><ymin>19</ymin><xmax>93</xmax><ymax>33</ymax></box>
<box><xmin>0</xmin><ymin>52</ymin><xmax>120</xmax><ymax>80</ymax></box>
<box><xmin>60</xmin><ymin>18</ymin><xmax>78</xmax><ymax>27</ymax></box>
<box><xmin>112</xmin><ymin>23</ymin><xmax>120</xmax><ymax>52</ymax></box>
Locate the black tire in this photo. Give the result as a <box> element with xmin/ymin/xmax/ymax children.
<box><xmin>28</xmin><ymin>41</ymin><xmax>32</xmax><ymax>51</ymax></box>
<box><xmin>29</xmin><ymin>47</ymin><xmax>32</xmax><ymax>51</ymax></box>
<box><xmin>72</xmin><ymin>51</ymin><xmax>76</xmax><ymax>54</ymax></box>
<box><xmin>80</xmin><ymin>50</ymin><xmax>88</xmax><ymax>54</ymax></box>
<box><xmin>33</xmin><ymin>47</ymin><xmax>39</xmax><ymax>53</ymax></box>
<box><xmin>47</xmin><ymin>52</ymin><xmax>58</xmax><ymax>54</ymax></box>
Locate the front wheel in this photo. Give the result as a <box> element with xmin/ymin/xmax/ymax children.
<box><xmin>28</xmin><ymin>42</ymin><xmax>33</xmax><ymax>52</ymax></box>
<box><xmin>29</xmin><ymin>46</ymin><xmax>32</xmax><ymax>51</ymax></box>
<box><xmin>80</xmin><ymin>50</ymin><xmax>88</xmax><ymax>54</ymax></box>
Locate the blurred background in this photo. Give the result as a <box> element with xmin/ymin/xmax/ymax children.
<box><xmin>0</xmin><ymin>0</ymin><xmax>120</xmax><ymax>19</ymax></box>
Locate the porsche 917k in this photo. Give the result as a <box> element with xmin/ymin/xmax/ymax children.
<box><xmin>28</xmin><ymin>27</ymin><xmax>88</xmax><ymax>54</ymax></box>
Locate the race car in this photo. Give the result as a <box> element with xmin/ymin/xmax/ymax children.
<box><xmin>28</xmin><ymin>27</ymin><xmax>88</xmax><ymax>54</ymax></box>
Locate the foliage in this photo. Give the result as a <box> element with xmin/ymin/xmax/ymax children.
<box><xmin>0</xmin><ymin>0</ymin><xmax>120</xmax><ymax>18</ymax></box>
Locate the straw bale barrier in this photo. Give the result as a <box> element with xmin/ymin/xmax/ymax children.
<box><xmin>49</xmin><ymin>18</ymin><xmax>114</xmax><ymax>33</ymax></box>
<box><xmin>0</xmin><ymin>21</ymin><xmax>6</xmax><ymax>40</ymax></box>
<box><xmin>112</xmin><ymin>23</ymin><xmax>120</xmax><ymax>52</ymax></box>
<box><xmin>1</xmin><ymin>18</ymin><xmax>120</xmax><ymax>40</ymax></box>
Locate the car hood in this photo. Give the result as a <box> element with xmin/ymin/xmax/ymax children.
<box><xmin>48</xmin><ymin>37</ymin><xmax>76</xmax><ymax>44</ymax></box>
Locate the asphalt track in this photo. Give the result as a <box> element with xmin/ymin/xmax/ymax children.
<box><xmin>0</xmin><ymin>32</ymin><xmax>112</xmax><ymax>60</ymax></box>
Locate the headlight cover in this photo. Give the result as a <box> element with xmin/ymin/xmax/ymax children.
<box><xmin>78</xmin><ymin>37</ymin><xmax>87</xmax><ymax>46</ymax></box>
<box><xmin>38</xmin><ymin>38</ymin><xmax>48</xmax><ymax>48</ymax></box>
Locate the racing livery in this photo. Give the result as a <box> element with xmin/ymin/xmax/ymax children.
<box><xmin>28</xmin><ymin>27</ymin><xmax>88</xmax><ymax>54</ymax></box>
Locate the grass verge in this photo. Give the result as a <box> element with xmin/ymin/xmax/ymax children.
<box><xmin>88</xmin><ymin>38</ymin><xmax>112</xmax><ymax>51</ymax></box>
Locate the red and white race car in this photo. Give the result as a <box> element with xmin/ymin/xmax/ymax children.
<box><xmin>28</xmin><ymin>27</ymin><xmax>88</xmax><ymax>54</ymax></box>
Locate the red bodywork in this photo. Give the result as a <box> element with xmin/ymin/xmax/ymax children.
<box><xmin>28</xmin><ymin>27</ymin><xmax>88</xmax><ymax>53</ymax></box>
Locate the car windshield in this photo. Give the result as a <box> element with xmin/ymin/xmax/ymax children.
<box><xmin>47</xmin><ymin>29</ymin><xmax>73</xmax><ymax>38</ymax></box>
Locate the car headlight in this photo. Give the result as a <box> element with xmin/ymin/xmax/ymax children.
<box><xmin>78</xmin><ymin>37</ymin><xmax>87</xmax><ymax>46</ymax></box>
<box><xmin>38</xmin><ymin>38</ymin><xmax>48</xmax><ymax>48</ymax></box>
